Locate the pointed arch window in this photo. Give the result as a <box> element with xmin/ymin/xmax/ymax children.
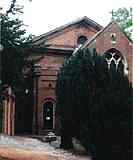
<box><xmin>104</xmin><ymin>48</ymin><xmax>128</xmax><ymax>75</ymax></box>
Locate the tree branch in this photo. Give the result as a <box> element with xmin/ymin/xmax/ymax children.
<box><xmin>6</xmin><ymin>0</ymin><xmax>17</xmax><ymax>15</ymax></box>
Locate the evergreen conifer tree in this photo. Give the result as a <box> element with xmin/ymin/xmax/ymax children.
<box><xmin>56</xmin><ymin>48</ymin><xmax>132</xmax><ymax>160</ymax></box>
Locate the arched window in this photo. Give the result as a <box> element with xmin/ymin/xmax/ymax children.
<box><xmin>43</xmin><ymin>101</ymin><xmax>55</xmax><ymax>129</ymax></box>
<box><xmin>77</xmin><ymin>35</ymin><xmax>87</xmax><ymax>45</ymax></box>
<box><xmin>104</xmin><ymin>48</ymin><xmax>125</xmax><ymax>73</ymax></box>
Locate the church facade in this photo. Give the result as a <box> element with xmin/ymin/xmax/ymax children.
<box><xmin>4</xmin><ymin>17</ymin><xmax>132</xmax><ymax>135</ymax></box>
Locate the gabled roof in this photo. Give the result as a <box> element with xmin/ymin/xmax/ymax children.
<box><xmin>81</xmin><ymin>21</ymin><xmax>114</xmax><ymax>49</ymax></box>
<box><xmin>81</xmin><ymin>21</ymin><xmax>133</xmax><ymax>50</ymax></box>
<box><xmin>32</xmin><ymin>16</ymin><xmax>103</xmax><ymax>44</ymax></box>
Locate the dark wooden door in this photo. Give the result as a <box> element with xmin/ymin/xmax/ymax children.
<box><xmin>43</xmin><ymin>101</ymin><xmax>53</xmax><ymax>129</ymax></box>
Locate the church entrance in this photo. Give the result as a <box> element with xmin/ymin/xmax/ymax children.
<box><xmin>43</xmin><ymin>101</ymin><xmax>54</xmax><ymax>130</ymax></box>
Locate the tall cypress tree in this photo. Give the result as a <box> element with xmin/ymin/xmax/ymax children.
<box><xmin>56</xmin><ymin>49</ymin><xmax>98</xmax><ymax>149</ymax></box>
<box><xmin>90</xmin><ymin>65</ymin><xmax>132</xmax><ymax>160</ymax></box>
<box><xmin>56</xmin><ymin>48</ymin><xmax>132</xmax><ymax>160</ymax></box>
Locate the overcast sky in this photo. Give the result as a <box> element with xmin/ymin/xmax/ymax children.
<box><xmin>1</xmin><ymin>0</ymin><xmax>133</xmax><ymax>36</ymax></box>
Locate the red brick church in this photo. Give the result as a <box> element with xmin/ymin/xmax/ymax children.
<box><xmin>2</xmin><ymin>16</ymin><xmax>133</xmax><ymax>135</ymax></box>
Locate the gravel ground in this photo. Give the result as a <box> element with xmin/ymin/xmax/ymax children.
<box><xmin>0</xmin><ymin>134</ymin><xmax>91</xmax><ymax>160</ymax></box>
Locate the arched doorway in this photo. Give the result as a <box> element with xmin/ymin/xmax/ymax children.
<box><xmin>43</xmin><ymin>100</ymin><xmax>55</xmax><ymax>130</ymax></box>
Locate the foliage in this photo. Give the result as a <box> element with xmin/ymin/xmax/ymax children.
<box><xmin>56</xmin><ymin>48</ymin><xmax>132</xmax><ymax>159</ymax></box>
<box><xmin>111</xmin><ymin>8</ymin><xmax>133</xmax><ymax>41</ymax></box>
<box><xmin>56</xmin><ymin>49</ymin><xmax>106</xmax><ymax>149</ymax></box>
<box><xmin>0</xmin><ymin>0</ymin><xmax>33</xmax><ymax>132</ymax></box>
<box><xmin>1</xmin><ymin>0</ymin><xmax>32</xmax><ymax>94</ymax></box>
<box><xmin>90</xmin><ymin>69</ymin><xmax>132</xmax><ymax>159</ymax></box>
<box><xmin>6</xmin><ymin>0</ymin><xmax>23</xmax><ymax>15</ymax></box>
<box><xmin>57</xmin><ymin>49</ymin><xmax>105</xmax><ymax>148</ymax></box>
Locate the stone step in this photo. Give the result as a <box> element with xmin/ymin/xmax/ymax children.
<box><xmin>39</xmin><ymin>129</ymin><xmax>55</xmax><ymax>135</ymax></box>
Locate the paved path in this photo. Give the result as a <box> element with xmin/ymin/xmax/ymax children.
<box><xmin>0</xmin><ymin>146</ymin><xmax>90</xmax><ymax>160</ymax></box>
<box><xmin>0</xmin><ymin>135</ymin><xmax>91</xmax><ymax>160</ymax></box>
<box><xmin>0</xmin><ymin>146</ymin><xmax>59</xmax><ymax>160</ymax></box>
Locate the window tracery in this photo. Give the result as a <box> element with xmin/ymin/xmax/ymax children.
<box><xmin>105</xmin><ymin>48</ymin><xmax>128</xmax><ymax>75</ymax></box>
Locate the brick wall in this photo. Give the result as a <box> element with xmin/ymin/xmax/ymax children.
<box><xmin>47</xmin><ymin>25</ymin><xmax>97</xmax><ymax>48</ymax></box>
<box><xmin>86</xmin><ymin>23</ymin><xmax>133</xmax><ymax>83</ymax></box>
<box><xmin>32</xmin><ymin>22</ymin><xmax>133</xmax><ymax>133</ymax></box>
<box><xmin>33</xmin><ymin>24</ymin><xmax>99</xmax><ymax>133</ymax></box>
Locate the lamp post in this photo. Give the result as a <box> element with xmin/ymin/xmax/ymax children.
<box><xmin>32</xmin><ymin>63</ymin><xmax>41</xmax><ymax>134</ymax></box>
